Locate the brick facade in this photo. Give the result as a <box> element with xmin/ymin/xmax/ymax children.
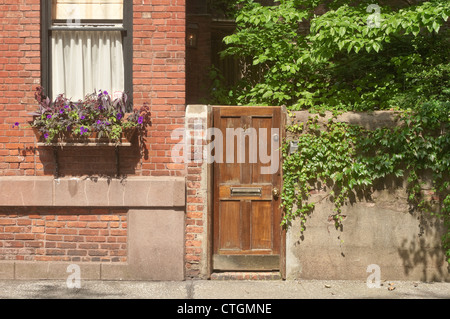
<box><xmin>0</xmin><ymin>0</ymin><xmax>189</xmax><ymax>276</ymax></box>
<box><xmin>0</xmin><ymin>0</ymin><xmax>186</xmax><ymax>178</ymax></box>
<box><xmin>133</xmin><ymin>0</ymin><xmax>186</xmax><ymax>177</ymax></box>
<box><xmin>0</xmin><ymin>0</ymin><xmax>41</xmax><ymax>177</ymax></box>
<box><xmin>0</xmin><ymin>208</ymin><xmax>127</xmax><ymax>263</ymax></box>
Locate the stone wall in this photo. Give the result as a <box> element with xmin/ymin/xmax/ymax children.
<box><xmin>285</xmin><ymin>111</ymin><xmax>449</xmax><ymax>282</ymax></box>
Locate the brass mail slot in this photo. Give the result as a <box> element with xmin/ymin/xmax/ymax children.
<box><xmin>230</xmin><ymin>187</ymin><xmax>262</xmax><ymax>197</ymax></box>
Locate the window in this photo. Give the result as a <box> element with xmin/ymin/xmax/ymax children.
<box><xmin>41</xmin><ymin>0</ymin><xmax>132</xmax><ymax>102</ymax></box>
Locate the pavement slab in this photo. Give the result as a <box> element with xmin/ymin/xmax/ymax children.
<box><xmin>0</xmin><ymin>279</ymin><xmax>448</xmax><ymax>300</ymax></box>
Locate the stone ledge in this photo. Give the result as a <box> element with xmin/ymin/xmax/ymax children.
<box><xmin>0</xmin><ymin>262</ymin><xmax>103</xmax><ymax>280</ymax></box>
<box><xmin>0</xmin><ymin>262</ymin><xmax>134</xmax><ymax>281</ymax></box>
<box><xmin>0</xmin><ymin>262</ymin><xmax>14</xmax><ymax>280</ymax></box>
<box><xmin>0</xmin><ymin>260</ymin><xmax>185</xmax><ymax>281</ymax></box>
<box><xmin>0</xmin><ymin>177</ymin><xmax>53</xmax><ymax>207</ymax></box>
<box><xmin>288</xmin><ymin>110</ymin><xmax>402</xmax><ymax>131</ymax></box>
<box><xmin>0</xmin><ymin>176</ymin><xmax>186</xmax><ymax>208</ymax></box>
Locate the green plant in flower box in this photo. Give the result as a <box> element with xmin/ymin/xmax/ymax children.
<box><xmin>28</xmin><ymin>86</ymin><xmax>150</xmax><ymax>145</ymax></box>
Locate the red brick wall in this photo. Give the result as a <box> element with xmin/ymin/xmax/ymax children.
<box><xmin>0</xmin><ymin>208</ymin><xmax>127</xmax><ymax>262</ymax></box>
<box><xmin>133</xmin><ymin>0</ymin><xmax>187</xmax><ymax>177</ymax></box>
<box><xmin>0</xmin><ymin>1</ymin><xmax>188</xmax><ymax>267</ymax></box>
<box><xmin>0</xmin><ymin>0</ymin><xmax>187</xmax><ymax>178</ymax></box>
<box><xmin>0</xmin><ymin>0</ymin><xmax>41</xmax><ymax>177</ymax></box>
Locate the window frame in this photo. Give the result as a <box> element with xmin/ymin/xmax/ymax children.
<box><xmin>40</xmin><ymin>0</ymin><xmax>133</xmax><ymax>104</ymax></box>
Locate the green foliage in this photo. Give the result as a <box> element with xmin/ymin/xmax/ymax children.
<box><xmin>214</xmin><ymin>0</ymin><xmax>450</xmax><ymax>262</ymax></box>
<box><xmin>282</xmin><ymin>116</ymin><xmax>372</xmax><ymax>230</ymax></box>
<box><xmin>215</xmin><ymin>0</ymin><xmax>450</xmax><ymax>111</ymax></box>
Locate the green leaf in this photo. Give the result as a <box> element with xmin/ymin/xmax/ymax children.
<box><xmin>432</xmin><ymin>21</ymin><xmax>441</xmax><ymax>33</ymax></box>
<box><xmin>347</xmin><ymin>42</ymin><xmax>353</xmax><ymax>53</ymax></box>
<box><xmin>372</xmin><ymin>42</ymin><xmax>381</xmax><ymax>53</ymax></box>
<box><xmin>262</xmin><ymin>90</ymin><xmax>273</xmax><ymax>99</ymax></box>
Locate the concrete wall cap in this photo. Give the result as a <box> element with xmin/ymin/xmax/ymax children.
<box><xmin>0</xmin><ymin>176</ymin><xmax>186</xmax><ymax>208</ymax></box>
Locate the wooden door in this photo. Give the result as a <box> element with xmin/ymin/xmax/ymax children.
<box><xmin>212</xmin><ymin>106</ymin><xmax>284</xmax><ymax>272</ymax></box>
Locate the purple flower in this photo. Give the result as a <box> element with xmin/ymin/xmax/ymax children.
<box><xmin>59</xmin><ymin>109</ymin><xmax>64</xmax><ymax>114</ymax></box>
<box><xmin>80</xmin><ymin>115</ymin><xmax>85</xmax><ymax>120</ymax></box>
<box><xmin>12</xmin><ymin>122</ymin><xmax>19</xmax><ymax>128</ymax></box>
<box><xmin>80</xmin><ymin>126</ymin><xmax>88</xmax><ymax>136</ymax></box>
<box><xmin>44</xmin><ymin>133</ymin><xmax>49</xmax><ymax>139</ymax></box>
<box><xmin>138</xmin><ymin>116</ymin><xmax>144</xmax><ymax>124</ymax></box>
<box><xmin>98</xmin><ymin>90</ymin><xmax>108</xmax><ymax>98</ymax></box>
<box><xmin>116</xmin><ymin>113</ymin><xmax>123</xmax><ymax>120</ymax></box>
<box><xmin>97</xmin><ymin>120</ymin><xmax>102</xmax><ymax>125</ymax></box>
<box><xmin>47</xmin><ymin>115</ymin><xmax>52</xmax><ymax>119</ymax></box>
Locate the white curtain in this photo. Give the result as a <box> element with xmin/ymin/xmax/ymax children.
<box><xmin>51</xmin><ymin>30</ymin><xmax>125</xmax><ymax>101</ymax></box>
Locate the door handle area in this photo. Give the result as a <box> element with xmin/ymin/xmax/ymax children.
<box><xmin>272</xmin><ymin>187</ymin><xmax>280</xmax><ymax>199</ymax></box>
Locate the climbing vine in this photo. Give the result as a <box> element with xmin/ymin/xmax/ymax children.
<box><xmin>282</xmin><ymin>101</ymin><xmax>450</xmax><ymax>262</ymax></box>
<box><xmin>281</xmin><ymin>115</ymin><xmax>372</xmax><ymax>230</ymax></box>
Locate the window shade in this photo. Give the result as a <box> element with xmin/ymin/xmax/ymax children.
<box><xmin>52</xmin><ymin>0</ymin><xmax>124</xmax><ymax>21</ymax></box>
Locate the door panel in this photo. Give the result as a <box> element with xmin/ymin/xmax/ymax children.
<box><xmin>213</xmin><ymin>106</ymin><xmax>283</xmax><ymax>271</ymax></box>
<box><xmin>219</xmin><ymin>201</ymin><xmax>241</xmax><ymax>250</ymax></box>
<box><xmin>252</xmin><ymin>117</ymin><xmax>273</xmax><ymax>184</ymax></box>
<box><xmin>221</xmin><ymin>117</ymin><xmax>241</xmax><ymax>183</ymax></box>
<box><xmin>251</xmin><ymin>201</ymin><xmax>272</xmax><ymax>250</ymax></box>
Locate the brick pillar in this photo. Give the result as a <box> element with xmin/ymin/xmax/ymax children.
<box><xmin>185</xmin><ymin>105</ymin><xmax>211</xmax><ymax>279</ymax></box>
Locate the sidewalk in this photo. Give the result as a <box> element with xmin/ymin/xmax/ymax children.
<box><xmin>0</xmin><ymin>279</ymin><xmax>448</xmax><ymax>299</ymax></box>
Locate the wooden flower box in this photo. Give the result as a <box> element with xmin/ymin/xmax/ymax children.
<box><xmin>33</xmin><ymin>128</ymin><xmax>137</xmax><ymax>147</ymax></box>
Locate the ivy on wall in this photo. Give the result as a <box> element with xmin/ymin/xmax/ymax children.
<box><xmin>282</xmin><ymin>101</ymin><xmax>449</xmax><ymax>262</ymax></box>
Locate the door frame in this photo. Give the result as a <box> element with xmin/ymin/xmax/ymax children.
<box><xmin>207</xmin><ymin>105</ymin><xmax>287</xmax><ymax>279</ymax></box>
